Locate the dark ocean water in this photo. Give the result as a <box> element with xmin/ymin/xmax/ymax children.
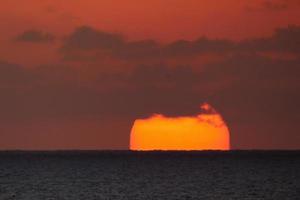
<box><xmin>0</xmin><ymin>151</ymin><xmax>299</xmax><ymax>200</ymax></box>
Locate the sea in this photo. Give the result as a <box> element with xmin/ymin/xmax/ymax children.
<box><xmin>0</xmin><ymin>151</ymin><xmax>299</xmax><ymax>200</ymax></box>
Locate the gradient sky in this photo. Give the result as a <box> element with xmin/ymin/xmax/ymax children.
<box><xmin>0</xmin><ymin>0</ymin><xmax>300</xmax><ymax>149</ymax></box>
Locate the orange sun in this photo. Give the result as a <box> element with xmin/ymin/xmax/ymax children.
<box><xmin>130</xmin><ymin>103</ymin><xmax>230</xmax><ymax>150</ymax></box>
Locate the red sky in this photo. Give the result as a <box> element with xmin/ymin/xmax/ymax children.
<box><xmin>1</xmin><ymin>0</ymin><xmax>300</xmax><ymax>66</ymax></box>
<box><xmin>0</xmin><ymin>0</ymin><xmax>300</xmax><ymax>149</ymax></box>
<box><xmin>1</xmin><ymin>0</ymin><xmax>300</xmax><ymax>40</ymax></box>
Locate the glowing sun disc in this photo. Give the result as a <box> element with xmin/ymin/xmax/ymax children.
<box><xmin>130</xmin><ymin>103</ymin><xmax>230</xmax><ymax>150</ymax></box>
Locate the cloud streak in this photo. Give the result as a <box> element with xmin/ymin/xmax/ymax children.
<box><xmin>15</xmin><ymin>30</ymin><xmax>55</xmax><ymax>43</ymax></box>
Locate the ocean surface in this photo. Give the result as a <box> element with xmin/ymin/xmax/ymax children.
<box><xmin>0</xmin><ymin>151</ymin><xmax>299</xmax><ymax>200</ymax></box>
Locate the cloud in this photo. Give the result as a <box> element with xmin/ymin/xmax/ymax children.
<box><xmin>1</xmin><ymin>52</ymin><xmax>299</xmax><ymax>120</ymax></box>
<box><xmin>15</xmin><ymin>30</ymin><xmax>55</xmax><ymax>43</ymax></box>
<box><xmin>61</xmin><ymin>26</ymin><xmax>123</xmax><ymax>50</ymax></box>
<box><xmin>202</xmin><ymin>54</ymin><xmax>300</xmax><ymax>149</ymax></box>
<box><xmin>246</xmin><ymin>0</ymin><xmax>289</xmax><ymax>12</ymax></box>
<box><xmin>60</xmin><ymin>26</ymin><xmax>235</xmax><ymax>61</ymax></box>
<box><xmin>0</xmin><ymin>60</ymin><xmax>209</xmax><ymax>120</ymax></box>
<box><xmin>60</xmin><ymin>25</ymin><xmax>300</xmax><ymax>62</ymax></box>
<box><xmin>262</xmin><ymin>0</ymin><xmax>289</xmax><ymax>11</ymax></box>
<box><xmin>7</xmin><ymin>26</ymin><xmax>300</xmax><ymax>119</ymax></box>
<box><xmin>2</xmin><ymin>25</ymin><xmax>300</xmax><ymax>149</ymax></box>
<box><xmin>1</xmin><ymin>53</ymin><xmax>300</xmax><ymax>149</ymax></box>
<box><xmin>239</xmin><ymin>25</ymin><xmax>300</xmax><ymax>53</ymax></box>
<box><xmin>164</xmin><ymin>37</ymin><xmax>234</xmax><ymax>57</ymax></box>
<box><xmin>203</xmin><ymin>54</ymin><xmax>300</xmax><ymax>129</ymax></box>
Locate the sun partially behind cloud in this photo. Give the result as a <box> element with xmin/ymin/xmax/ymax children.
<box><xmin>130</xmin><ymin>103</ymin><xmax>230</xmax><ymax>151</ymax></box>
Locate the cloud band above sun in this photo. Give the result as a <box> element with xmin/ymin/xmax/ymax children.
<box><xmin>130</xmin><ymin>103</ymin><xmax>230</xmax><ymax>151</ymax></box>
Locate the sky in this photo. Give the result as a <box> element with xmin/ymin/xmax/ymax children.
<box><xmin>0</xmin><ymin>0</ymin><xmax>300</xmax><ymax>150</ymax></box>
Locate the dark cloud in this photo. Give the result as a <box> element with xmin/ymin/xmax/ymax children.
<box><xmin>240</xmin><ymin>25</ymin><xmax>300</xmax><ymax>53</ymax></box>
<box><xmin>0</xmin><ymin>61</ymin><xmax>203</xmax><ymax>120</ymax></box>
<box><xmin>61</xmin><ymin>26</ymin><xmax>235</xmax><ymax>61</ymax></box>
<box><xmin>246</xmin><ymin>0</ymin><xmax>289</xmax><ymax>12</ymax></box>
<box><xmin>15</xmin><ymin>30</ymin><xmax>55</xmax><ymax>43</ymax></box>
<box><xmin>2</xmin><ymin>25</ymin><xmax>300</xmax><ymax>149</ymax></box>
<box><xmin>262</xmin><ymin>0</ymin><xmax>289</xmax><ymax>11</ymax></box>
<box><xmin>164</xmin><ymin>37</ymin><xmax>234</xmax><ymax>57</ymax></box>
<box><xmin>62</xmin><ymin>26</ymin><xmax>124</xmax><ymax>50</ymax></box>
<box><xmin>1</xmin><ymin>54</ymin><xmax>300</xmax><ymax>118</ymax></box>
<box><xmin>203</xmin><ymin>55</ymin><xmax>300</xmax><ymax>149</ymax></box>
<box><xmin>0</xmin><ymin>61</ymin><xmax>32</xmax><ymax>86</ymax></box>
<box><xmin>1</xmin><ymin>51</ymin><xmax>300</xmax><ymax>149</ymax></box>
<box><xmin>61</xmin><ymin>25</ymin><xmax>300</xmax><ymax>62</ymax></box>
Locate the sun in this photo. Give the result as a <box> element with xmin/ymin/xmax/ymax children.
<box><xmin>130</xmin><ymin>103</ymin><xmax>230</xmax><ymax>151</ymax></box>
